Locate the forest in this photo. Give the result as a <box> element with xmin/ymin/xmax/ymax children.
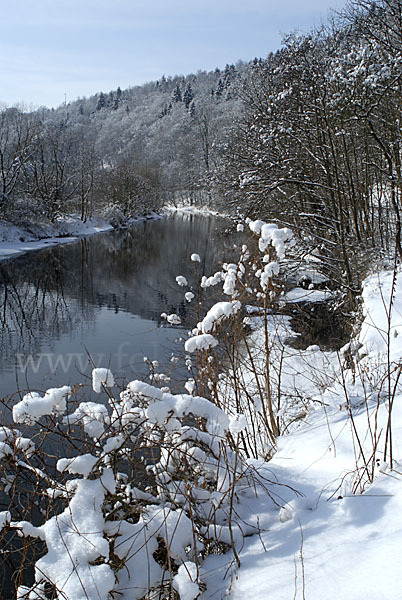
<box><xmin>0</xmin><ymin>62</ymin><xmax>244</xmax><ymax>225</ymax></box>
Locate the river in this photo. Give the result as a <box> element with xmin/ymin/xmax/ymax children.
<box><xmin>0</xmin><ymin>212</ymin><xmax>232</xmax><ymax>410</ymax></box>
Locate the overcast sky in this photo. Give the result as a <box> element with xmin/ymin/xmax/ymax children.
<box><xmin>1</xmin><ymin>0</ymin><xmax>348</xmax><ymax>109</ymax></box>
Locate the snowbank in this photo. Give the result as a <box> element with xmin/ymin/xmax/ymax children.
<box><xmin>0</xmin><ymin>215</ymin><xmax>113</xmax><ymax>262</ymax></box>
<box><xmin>0</xmin><ymin>212</ymin><xmax>162</xmax><ymax>262</ymax></box>
<box><xmin>228</xmin><ymin>266</ymin><xmax>402</xmax><ymax>600</ymax></box>
<box><xmin>163</xmin><ymin>202</ymin><xmax>228</xmax><ymax>218</ymax></box>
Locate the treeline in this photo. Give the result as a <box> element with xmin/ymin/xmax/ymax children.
<box><xmin>0</xmin><ymin>64</ymin><xmax>245</xmax><ymax>225</ymax></box>
<box><xmin>217</xmin><ymin>0</ymin><xmax>402</xmax><ymax>290</ymax></box>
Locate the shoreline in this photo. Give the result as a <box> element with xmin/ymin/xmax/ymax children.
<box><xmin>0</xmin><ymin>212</ymin><xmax>163</xmax><ymax>263</ymax></box>
<box><xmin>163</xmin><ymin>202</ymin><xmax>229</xmax><ymax>218</ymax></box>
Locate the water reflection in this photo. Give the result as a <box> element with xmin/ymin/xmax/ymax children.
<box><xmin>0</xmin><ymin>213</ymin><xmax>231</xmax><ymax>400</ymax></box>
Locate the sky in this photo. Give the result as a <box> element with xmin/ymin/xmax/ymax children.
<box><xmin>0</xmin><ymin>0</ymin><xmax>348</xmax><ymax>109</ymax></box>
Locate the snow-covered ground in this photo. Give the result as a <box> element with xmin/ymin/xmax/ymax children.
<box><xmin>0</xmin><ymin>212</ymin><xmax>162</xmax><ymax>262</ymax></box>
<box><xmin>163</xmin><ymin>202</ymin><xmax>228</xmax><ymax>218</ymax></box>
<box><xmin>0</xmin><ymin>215</ymin><xmax>113</xmax><ymax>261</ymax></box>
<box><xmin>223</xmin><ymin>267</ymin><xmax>402</xmax><ymax>600</ymax></box>
<box><xmin>283</xmin><ymin>286</ymin><xmax>334</xmax><ymax>303</ymax></box>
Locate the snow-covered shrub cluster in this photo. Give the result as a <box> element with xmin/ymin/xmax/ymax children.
<box><xmin>0</xmin><ymin>219</ymin><xmax>297</xmax><ymax>599</ymax></box>
<box><xmin>179</xmin><ymin>220</ymin><xmax>295</xmax><ymax>454</ymax></box>
<box><xmin>0</xmin><ymin>366</ymin><xmax>253</xmax><ymax>599</ymax></box>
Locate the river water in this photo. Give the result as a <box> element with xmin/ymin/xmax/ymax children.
<box><xmin>0</xmin><ymin>212</ymin><xmax>231</xmax><ymax>409</ymax></box>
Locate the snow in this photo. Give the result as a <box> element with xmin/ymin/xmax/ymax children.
<box><xmin>163</xmin><ymin>203</ymin><xmax>227</xmax><ymax>218</ymax></box>
<box><xmin>200</xmin><ymin>300</ymin><xmax>241</xmax><ymax>333</ymax></box>
<box><xmin>358</xmin><ymin>269</ymin><xmax>402</xmax><ymax>359</ymax></box>
<box><xmin>127</xmin><ymin>379</ymin><xmax>164</xmax><ymax>400</ymax></box>
<box><xmin>247</xmin><ymin>220</ymin><xmax>293</xmax><ymax>258</ymax></box>
<box><xmin>225</xmin><ymin>266</ymin><xmax>402</xmax><ymax>600</ymax></box>
<box><xmin>64</xmin><ymin>401</ymin><xmax>110</xmax><ymax>438</ymax></box>
<box><xmin>57</xmin><ymin>454</ymin><xmax>98</xmax><ymax>477</ymax></box>
<box><xmin>231</xmin><ymin>437</ymin><xmax>402</xmax><ymax>600</ymax></box>
<box><xmin>105</xmin><ymin>505</ymin><xmax>196</xmax><ymax>599</ymax></box>
<box><xmin>201</xmin><ymin>271</ymin><xmax>223</xmax><ymax>288</ymax></box>
<box><xmin>185</xmin><ymin>291</ymin><xmax>195</xmax><ymax>302</ymax></box>
<box><xmin>12</xmin><ymin>521</ymin><xmax>45</xmax><ymax>541</ymax></box>
<box><xmin>173</xmin><ymin>562</ymin><xmax>200</xmax><ymax>600</ymax></box>
<box><xmin>168</xmin><ymin>313</ymin><xmax>182</xmax><ymax>325</ymax></box>
<box><xmin>0</xmin><ymin>511</ymin><xmax>11</xmax><ymax>529</ymax></box>
<box><xmin>184</xmin><ymin>378</ymin><xmax>195</xmax><ymax>394</ymax></box>
<box><xmin>12</xmin><ymin>386</ymin><xmax>71</xmax><ymax>424</ymax></box>
<box><xmin>144</xmin><ymin>391</ymin><xmax>230</xmax><ymax>435</ymax></box>
<box><xmin>222</xmin><ymin>264</ymin><xmax>237</xmax><ymax>296</ymax></box>
<box><xmin>0</xmin><ymin>213</ymin><xmax>163</xmax><ymax>264</ymax></box>
<box><xmin>284</xmin><ymin>287</ymin><xmax>334</xmax><ymax>303</ymax></box>
<box><xmin>31</xmin><ymin>478</ymin><xmax>115</xmax><ymax>600</ymax></box>
<box><xmin>161</xmin><ymin>312</ymin><xmax>182</xmax><ymax>325</ymax></box>
<box><xmin>259</xmin><ymin>224</ymin><xmax>293</xmax><ymax>258</ymax></box>
<box><xmin>0</xmin><ymin>441</ymin><xmax>13</xmax><ymax>459</ymax></box>
<box><xmin>184</xmin><ymin>333</ymin><xmax>219</xmax><ymax>353</ymax></box>
<box><xmin>0</xmin><ymin>427</ymin><xmax>35</xmax><ymax>462</ymax></box>
<box><xmin>102</xmin><ymin>435</ymin><xmax>124</xmax><ymax>454</ymax></box>
<box><xmin>92</xmin><ymin>367</ymin><xmax>115</xmax><ymax>393</ymax></box>
<box><xmin>191</xmin><ymin>253</ymin><xmax>201</xmax><ymax>262</ymax></box>
<box><xmin>176</xmin><ymin>275</ymin><xmax>188</xmax><ymax>286</ymax></box>
<box><xmin>0</xmin><ymin>216</ymin><xmax>113</xmax><ymax>262</ymax></box>
<box><xmin>229</xmin><ymin>413</ymin><xmax>247</xmax><ymax>434</ymax></box>
<box><xmin>260</xmin><ymin>260</ymin><xmax>279</xmax><ymax>290</ymax></box>
<box><xmin>248</xmin><ymin>219</ymin><xmax>265</xmax><ymax>234</ymax></box>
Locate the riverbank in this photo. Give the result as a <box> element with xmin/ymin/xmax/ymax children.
<box><xmin>0</xmin><ymin>204</ymin><xmax>225</xmax><ymax>262</ymax></box>
<box><xmin>0</xmin><ymin>212</ymin><xmax>162</xmax><ymax>262</ymax></box>
<box><xmin>212</xmin><ymin>266</ymin><xmax>402</xmax><ymax>600</ymax></box>
<box><xmin>163</xmin><ymin>202</ymin><xmax>229</xmax><ymax>218</ymax></box>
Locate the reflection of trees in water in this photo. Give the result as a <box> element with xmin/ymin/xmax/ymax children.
<box><xmin>83</xmin><ymin>214</ymin><xmax>232</xmax><ymax>322</ymax></box>
<box><xmin>0</xmin><ymin>214</ymin><xmax>231</xmax><ymax>372</ymax></box>
<box><xmin>31</xmin><ymin>214</ymin><xmax>231</xmax><ymax>322</ymax></box>
<box><xmin>0</xmin><ymin>256</ymin><xmax>95</xmax><ymax>369</ymax></box>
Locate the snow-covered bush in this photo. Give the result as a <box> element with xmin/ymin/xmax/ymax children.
<box><xmin>0</xmin><ymin>369</ymin><xmax>253</xmax><ymax>599</ymax></box>
<box><xmin>0</xmin><ymin>218</ymin><xmax>297</xmax><ymax>599</ymax></box>
<box><xmin>101</xmin><ymin>203</ymin><xmax>128</xmax><ymax>228</ymax></box>
<box><xmin>181</xmin><ymin>219</ymin><xmax>295</xmax><ymax>455</ymax></box>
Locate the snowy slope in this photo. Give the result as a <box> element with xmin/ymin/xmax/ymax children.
<box><xmin>229</xmin><ymin>267</ymin><xmax>402</xmax><ymax>600</ymax></box>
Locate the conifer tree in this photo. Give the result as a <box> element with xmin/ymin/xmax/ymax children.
<box><xmin>172</xmin><ymin>82</ymin><xmax>182</xmax><ymax>103</ymax></box>
<box><xmin>96</xmin><ymin>92</ymin><xmax>106</xmax><ymax>111</ymax></box>
<box><xmin>183</xmin><ymin>83</ymin><xmax>194</xmax><ymax>109</ymax></box>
